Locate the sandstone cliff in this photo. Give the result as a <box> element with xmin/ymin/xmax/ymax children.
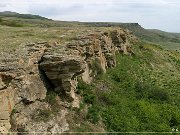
<box><xmin>0</xmin><ymin>28</ymin><xmax>137</xmax><ymax>133</ymax></box>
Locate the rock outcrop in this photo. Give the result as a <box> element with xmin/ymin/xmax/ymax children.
<box><xmin>0</xmin><ymin>28</ymin><xmax>137</xmax><ymax>133</ymax></box>
<box><xmin>40</xmin><ymin>54</ymin><xmax>86</xmax><ymax>108</ymax></box>
<box><xmin>0</xmin><ymin>42</ymin><xmax>48</xmax><ymax>133</ymax></box>
<box><xmin>40</xmin><ymin>28</ymin><xmax>137</xmax><ymax>108</ymax></box>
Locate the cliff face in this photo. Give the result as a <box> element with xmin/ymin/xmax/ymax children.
<box><xmin>0</xmin><ymin>28</ymin><xmax>137</xmax><ymax>133</ymax></box>
<box><xmin>0</xmin><ymin>42</ymin><xmax>48</xmax><ymax>133</ymax></box>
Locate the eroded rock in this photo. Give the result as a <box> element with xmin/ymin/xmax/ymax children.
<box><xmin>39</xmin><ymin>29</ymin><xmax>137</xmax><ymax>108</ymax></box>
<box><xmin>40</xmin><ymin>54</ymin><xmax>86</xmax><ymax>107</ymax></box>
<box><xmin>0</xmin><ymin>28</ymin><xmax>137</xmax><ymax>133</ymax></box>
<box><xmin>0</xmin><ymin>43</ymin><xmax>48</xmax><ymax>133</ymax></box>
<box><xmin>0</xmin><ymin>88</ymin><xmax>14</xmax><ymax>133</ymax></box>
<box><xmin>11</xmin><ymin>101</ymin><xmax>69</xmax><ymax>134</ymax></box>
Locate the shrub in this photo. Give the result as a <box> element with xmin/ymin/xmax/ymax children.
<box><xmin>170</xmin><ymin>116</ymin><xmax>179</xmax><ymax>127</ymax></box>
<box><xmin>87</xmin><ymin>106</ymin><xmax>100</xmax><ymax>123</ymax></box>
<box><xmin>111</xmin><ymin>72</ymin><xmax>121</xmax><ymax>82</ymax></box>
<box><xmin>77</xmin><ymin>80</ymin><xmax>90</xmax><ymax>94</ymax></box>
<box><xmin>77</xmin><ymin>80</ymin><xmax>96</xmax><ymax>104</ymax></box>
<box><xmin>45</xmin><ymin>91</ymin><xmax>60</xmax><ymax>114</ymax></box>
<box><xmin>11</xmin><ymin>108</ymin><xmax>17</xmax><ymax>115</ymax></box>
<box><xmin>84</xmin><ymin>93</ymin><xmax>96</xmax><ymax>104</ymax></box>
<box><xmin>45</xmin><ymin>91</ymin><xmax>58</xmax><ymax>105</ymax></box>
<box><xmin>1</xmin><ymin>20</ymin><xmax>23</xmax><ymax>27</ymax></box>
<box><xmin>135</xmin><ymin>81</ymin><xmax>170</xmax><ymax>102</ymax></box>
<box><xmin>148</xmin><ymin>88</ymin><xmax>170</xmax><ymax>102</ymax></box>
<box><xmin>135</xmin><ymin>81</ymin><xmax>151</xmax><ymax>99</ymax></box>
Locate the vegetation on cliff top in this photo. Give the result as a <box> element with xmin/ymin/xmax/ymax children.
<box><xmin>0</xmin><ymin>13</ymin><xmax>179</xmax><ymax>133</ymax></box>
<box><xmin>75</xmin><ymin>42</ymin><xmax>180</xmax><ymax>133</ymax></box>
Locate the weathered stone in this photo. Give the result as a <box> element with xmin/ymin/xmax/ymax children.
<box><xmin>0</xmin><ymin>88</ymin><xmax>14</xmax><ymax>133</ymax></box>
<box><xmin>0</xmin><ymin>77</ymin><xmax>5</xmax><ymax>90</ymax></box>
<box><xmin>0</xmin><ymin>42</ymin><xmax>48</xmax><ymax>133</ymax></box>
<box><xmin>39</xmin><ymin>28</ymin><xmax>136</xmax><ymax>109</ymax></box>
<box><xmin>0</xmin><ymin>121</ymin><xmax>11</xmax><ymax>133</ymax></box>
<box><xmin>11</xmin><ymin>101</ymin><xmax>69</xmax><ymax>133</ymax></box>
<box><xmin>40</xmin><ymin>54</ymin><xmax>86</xmax><ymax>107</ymax></box>
<box><xmin>0</xmin><ymin>28</ymin><xmax>137</xmax><ymax>133</ymax></box>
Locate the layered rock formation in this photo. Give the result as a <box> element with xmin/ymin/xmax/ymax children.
<box><xmin>0</xmin><ymin>42</ymin><xmax>48</xmax><ymax>133</ymax></box>
<box><xmin>0</xmin><ymin>28</ymin><xmax>137</xmax><ymax>133</ymax></box>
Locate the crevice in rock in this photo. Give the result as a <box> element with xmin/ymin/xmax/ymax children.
<box><xmin>72</xmin><ymin>70</ymin><xmax>84</xmax><ymax>79</ymax></box>
<box><xmin>21</xmin><ymin>98</ymin><xmax>34</xmax><ymax>105</ymax></box>
<box><xmin>53</xmin><ymin>80</ymin><xmax>66</xmax><ymax>96</ymax></box>
<box><xmin>38</xmin><ymin>64</ymin><xmax>55</xmax><ymax>92</ymax></box>
<box><xmin>1</xmin><ymin>74</ymin><xmax>13</xmax><ymax>87</ymax></box>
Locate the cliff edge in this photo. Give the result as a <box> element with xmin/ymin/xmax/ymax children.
<box><xmin>0</xmin><ymin>28</ymin><xmax>137</xmax><ymax>133</ymax></box>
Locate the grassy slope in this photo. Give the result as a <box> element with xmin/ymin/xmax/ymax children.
<box><xmin>98</xmin><ymin>43</ymin><xmax>180</xmax><ymax>132</ymax></box>
<box><xmin>0</xmin><ymin>14</ymin><xmax>179</xmax><ymax>133</ymax></box>
<box><xmin>84</xmin><ymin>22</ymin><xmax>180</xmax><ymax>51</ymax></box>
<box><xmin>76</xmin><ymin>42</ymin><xmax>180</xmax><ymax>133</ymax></box>
<box><xmin>0</xmin><ymin>15</ymin><xmax>88</xmax><ymax>53</ymax></box>
<box><xmin>0</xmin><ymin>11</ymin><xmax>49</xmax><ymax>20</ymax></box>
<box><xmin>116</xmin><ymin>24</ymin><xmax>180</xmax><ymax>51</ymax></box>
<box><xmin>1</xmin><ymin>14</ymin><xmax>180</xmax><ymax>50</ymax></box>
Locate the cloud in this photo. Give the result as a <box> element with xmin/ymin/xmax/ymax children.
<box><xmin>0</xmin><ymin>0</ymin><xmax>29</xmax><ymax>13</ymax></box>
<box><xmin>28</xmin><ymin>3</ymin><xmax>84</xmax><ymax>17</ymax></box>
<box><xmin>0</xmin><ymin>4</ymin><xmax>7</xmax><ymax>7</ymax></box>
<box><xmin>0</xmin><ymin>0</ymin><xmax>180</xmax><ymax>32</ymax></box>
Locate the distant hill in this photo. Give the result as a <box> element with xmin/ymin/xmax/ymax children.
<box><xmin>116</xmin><ymin>23</ymin><xmax>180</xmax><ymax>43</ymax></box>
<box><xmin>84</xmin><ymin>22</ymin><xmax>180</xmax><ymax>50</ymax></box>
<box><xmin>84</xmin><ymin>22</ymin><xmax>180</xmax><ymax>42</ymax></box>
<box><xmin>119</xmin><ymin>23</ymin><xmax>180</xmax><ymax>51</ymax></box>
<box><xmin>0</xmin><ymin>11</ymin><xmax>49</xmax><ymax>20</ymax></box>
<box><xmin>0</xmin><ymin>11</ymin><xmax>179</xmax><ymax>50</ymax></box>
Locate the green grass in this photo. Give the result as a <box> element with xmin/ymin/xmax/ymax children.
<box><xmin>66</xmin><ymin>41</ymin><xmax>180</xmax><ymax>133</ymax></box>
<box><xmin>1</xmin><ymin>15</ymin><xmax>179</xmax><ymax>53</ymax></box>
<box><xmin>0</xmin><ymin>11</ymin><xmax>49</xmax><ymax>20</ymax></box>
<box><xmin>0</xmin><ymin>14</ymin><xmax>180</xmax><ymax>133</ymax></box>
<box><xmin>76</xmin><ymin>42</ymin><xmax>180</xmax><ymax>133</ymax></box>
<box><xmin>0</xmin><ymin>20</ymin><xmax>24</xmax><ymax>27</ymax></box>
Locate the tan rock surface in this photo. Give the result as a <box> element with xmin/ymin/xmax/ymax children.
<box><xmin>0</xmin><ymin>28</ymin><xmax>137</xmax><ymax>133</ymax></box>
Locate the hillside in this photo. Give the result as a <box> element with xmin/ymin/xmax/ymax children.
<box><xmin>0</xmin><ymin>13</ymin><xmax>179</xmax><ymax>134</ymax></box>
<box><xmin>85</xmin><ymin>22</ymin><xmax>180</xmax><ymax>51</ymax></box>
<box><xmin>0</xmin><ymin>11</ymin><xmax>49</xmax><ymax>20</ymax></box>
<box><xmin>0</xmin><ymin>11</ymin><xmax>180</xmax><ymax>51</ymax></box>
<box><xmin>119</xmin><ymin>24</ymin><xmax>180</xmax><ymax>51</ymax></box>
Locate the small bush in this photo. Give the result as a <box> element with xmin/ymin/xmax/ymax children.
<box><xmin>84</xmin><ymin>93</ymin><xmax>96</xmax><ymax>104</ymax></box>
<box><xmin>148</xmin><ymin>88</ymin><xmax>170</xmax><ymax>102</ymax></box>
<box><xmin>170</xmin><ymin>116</ymin><xmax>179</xmax><ymax>127</ymax></box>
<box><xmin>77</xmin><ymin>80</ymin><xmax>96</xmax><ymax>104</ymax></box>
<box><xmin>77</xmin><ymin>80</ymin><xmax>90</xmax><ymax>94</ymax></box>
<box><xmin>135</xmin><ymin>81</ymin><xmax>151</xmax><ymax>99</ymax></box>
<box><xmin>139</xmin><ymin>45</ymin><xmax>144</xmax><ymax>49</ymax></box>
<box><xmin>45</xmin><ymin>91</ymin><xmax>58</xmax><ymax>105</ymax></box>
<box><xmin>11</xmin><ymin>108</ymin><xmax>17</xmax><ymax>115</ymax></box>
<box><xmin>45</xmin><ymin>91</ymin><xmax>61</xmax><ymax>114</ymax></box>
<box><xmin>111</xmin><ymin>73</ymin><xmax>124</xmax><ymax>82</ymax></box>
<box><xmin>1</xmin><ymin>20</ymin><xmax>23</xmax><ymax>27</ymax></box>
<box><xmin>87</xmin><ymin>106</ymin><xmax>100</xmax><ymax>124</ymax></box>
<box><xmin>135</xmin><ymin>81</ymin><xmax>170</xmax><ymax>102</ymax></box>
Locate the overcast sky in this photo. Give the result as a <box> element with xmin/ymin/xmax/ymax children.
<box><xmin>0</xmin><ymin>0</ymin><xmax>180</xmax><ymax>32</ymax></box>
